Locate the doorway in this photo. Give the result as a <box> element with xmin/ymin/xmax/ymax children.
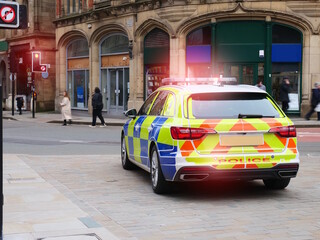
<box><xmin>101</xmin><ymin>68</ymin><xmax>129</xmax><ymax>114</ymax></box>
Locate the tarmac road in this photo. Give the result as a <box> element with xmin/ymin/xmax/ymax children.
<box><xmin>3</xmin><ymin>119</ymin><xmax>320</xmax><ymax>240</ymax></box>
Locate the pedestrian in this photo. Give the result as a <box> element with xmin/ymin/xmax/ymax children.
<box><xmin>279</xmin><ymin>77</ymin><xmax>291</xmax><ymax>114</ymax></box>
<box><xmin>90</xmin><ymin>87</ymin><xmax>107</xmax><ymax>128</ymax></box>
<box><xmin>255</xmin><ymin>80</ymin><xmax>266</xmax><ymax>91</ymax></box>
<box><xmin>16</xmin><ymin>97</ymin><xmax>24</xmax><ymax>115</ymax></box>
<box><xmin>60</xmin><ymin>91</ymin><xmax>72</xmax><ymax>126</ymax></box>
<box><xmin>305</xmin><ymin>82</ymin><xmax>320</xmax><ymax>120</ymax></box>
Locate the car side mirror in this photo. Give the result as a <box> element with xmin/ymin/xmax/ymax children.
<box><xmin>124</xmin><ymin>108</ymin><xmax>137</xmax><ymax>119</ymax></box>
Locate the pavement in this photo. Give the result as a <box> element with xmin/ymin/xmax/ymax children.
<box><xmin>2</xmin><ymin>110</ymin><xmax>128</xmax><ymax>126</ymax></box>
<box><xmin>2</xmin><ymin>110</ymin><xmax>320</xmax><ymax>128</ymax></box>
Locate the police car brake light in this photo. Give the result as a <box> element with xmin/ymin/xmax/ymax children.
<box><xmin>170</xmin><ymin>127</ymin><xmax>216</xmax><ymax>140</ymax></box>
<box><xmin>269</xmin><ymin>125</ymin><xmax>296</xmax><ymax>138</ymax></box>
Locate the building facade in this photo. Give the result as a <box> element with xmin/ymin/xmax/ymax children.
<box><xmin>0</xmin><ymin>0</ymin><xmax>56</xmax><ymax>112</ymax></box>
<box><xmin>55</xmin><ymin>0</ymin><xmax>320</xmax><ymax>116</ymax></box>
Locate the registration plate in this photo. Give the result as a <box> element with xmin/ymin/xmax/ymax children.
<box><xmin>220</xmin><ymin>134</ymin><xmax>264</xmax><ymax>147</ymax></box>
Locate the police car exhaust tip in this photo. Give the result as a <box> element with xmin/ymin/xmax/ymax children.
<box><xmin>278</xmin><ymin>171</ymin><xmax>297</xmax><ymax>178</ymax></box>
<box><xmin>180</xmin><ymin>174</ymin><xmax>209</xmax><ymax>181</ymax></box>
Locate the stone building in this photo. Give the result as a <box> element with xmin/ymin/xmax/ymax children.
<box><xmin>0</xmin><ymin>0</ymin><xmax>56</xmax><ymax>111</ymax></box>
<box><xmin>55</xmin><ymin>0</ymin><xmax>320</xmax><ymax>116</ymax></box>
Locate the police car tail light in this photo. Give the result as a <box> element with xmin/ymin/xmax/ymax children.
<box><xmin>269</xmin><ymin>125</ymin><xmax>296</xmax><ymax>138</ymax></box>
<box><xmin>170</xmin><ymin>127</ymin><xmax>216</xmax><ymax>140</ymax></box>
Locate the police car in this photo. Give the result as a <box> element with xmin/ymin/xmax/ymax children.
<box><xmin>121</xmin><ymin>78</ymin><xmax>299</xmax><ymax>194</ymax></box>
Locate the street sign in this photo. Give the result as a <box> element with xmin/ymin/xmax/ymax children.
<box><xmin>0</xmin><ymin>1</ymin><xmax>19</xmax><ymax>28</ymax></box>
<box><xmin>42</xmin><ymin>71</ymin><xmax>49</xmax><ymax>79</ymax></box>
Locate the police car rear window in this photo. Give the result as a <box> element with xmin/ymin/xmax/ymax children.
<box><xmin>188</xmin><ymin>92</ymin><xmax>281</xmax><ymax>119</ymax></box>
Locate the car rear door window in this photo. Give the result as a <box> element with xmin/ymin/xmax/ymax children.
<box><xmin>189</xmin><ymin>92</ymin><xmax>281</xmax><ymax>119</ymax></box>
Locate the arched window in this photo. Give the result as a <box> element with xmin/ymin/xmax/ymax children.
<box><xmin>101</xmin><ymin>35</ymin><xmax>129</xmax><ymax>55</ymax></box>
<box><xmin>67</xmin><ymin>39</ymin><xmax>89</xmax><ymax>58</ymax></box>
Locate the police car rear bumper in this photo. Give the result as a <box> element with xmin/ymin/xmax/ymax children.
<box><xmin>173</xmin><ymin>163</ymin><xmax>299</xmax><ymax>182</ymax></box>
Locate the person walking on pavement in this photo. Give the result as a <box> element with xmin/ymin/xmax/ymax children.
<box><xmin>255</xmin><ymin>80</ymin><xmax>266</xmax><ymax>91</ymax></box>
<box><xmin>90</xmin><ymin>87</ymin><xmax>107</xmax><ymax>128</ymax></box>
<box><xmin>279</xmin><ymin>77</ymin><xmax>291</xmax><ymax>114</ymax></box>
<box><xmin>305</xmin><ymin>82</ymin><xmax>320</xmax><ymax>120</ymax></box>
<box><xmin>60</xmin><ymin>91</ymin><xmax>72</xmax><ymax>126</ymax></box>
<box><xmin>16</xmin><ymin>97</ymin><xmax>24</xmax><ymax>115</ymax></box>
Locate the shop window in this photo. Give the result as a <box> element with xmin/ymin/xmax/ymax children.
<box><xmin>272</xmin><ymin>24</ymin><xmax>302</xmax><ymax>112</ymax></box>
<box><xmin>67</xmin><ymin>39</ymin><xmax>89</xmax><ymax>109</ymax></box>
<box><xmin>101</xmin><ymin>35</ymin><xmax>129</xmax><ymax>55</ymax></box>
<box><xmin>67</xmin><ymin>39</ymin><xmax>89</xmax><ymax>58</ymax></box>
<box><xmin>271</xmin><ymin>63</ymin><xmax>300</xmax><ymax>111</ymax></box>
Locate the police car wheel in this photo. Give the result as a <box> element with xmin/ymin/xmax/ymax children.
<box><xmin>263</xmin><ymin>178</ymin><xmax>291</xmax><ymax>190</ymax></box>
<box><xmin>121</xmin><ymin>134</ymin><xmax>134</xmax><ymax>170</ymax></box>
<box><xmin>150</xmin><ymin>145</ymin><xmax>168</xmax><ymax>194</ymax></box>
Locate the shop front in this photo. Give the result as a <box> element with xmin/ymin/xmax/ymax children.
<box><xmin>185</xmin><ymin>21</ymin><xmax>302</xmax><ymax>113</ymax></box>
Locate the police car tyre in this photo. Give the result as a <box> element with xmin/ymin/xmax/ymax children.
<box><xmin>121</xmin><ymin>134</ymin><xmax>134</xmax><ymax>170</ymax></box>
<box><xmin>263</xmin><ymin>178</ymin><xmax>291</xmax><ymax>190</ymax></box>
<box><xmin>150</xmin><ymin>145</ymin><xmax>168</xmax><ymax>194</ymax></box>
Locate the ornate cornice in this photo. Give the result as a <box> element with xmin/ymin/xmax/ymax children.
<box><xmin>287</xmin><ymin>1</ymin><xmax>320</xmax><ymax>18</ymax></box>
<box><xmin>54</xmin><ymin>1</ymin><xmax>318</xmax><ymax>35</ymax></box>
<box><xmin>177</xmin><ymin>2</ymin><xmax>318</xmax><ymax>35</ymax></box>
<box><xmin>156</xmin><ymin>5</ymin><xmax>197</xmax><ymax>22</ymax></box>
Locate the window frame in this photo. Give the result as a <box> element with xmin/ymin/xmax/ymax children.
<box><xmin>100</xmin><ymin>33</ymin><xmax>129</xmax><ymax>57</ymax></box>
<box><xmin>161</xmin><ymin>91</ymin><xmax>176</xmax><ymax>117</ymax></box>
<box><xmin>138</xmin><ymin>91</ymin><xmax>159</xmax><ymax>116</ymax></box>
<box><xmin>149</xmin><ymin>91</ymin><xmax>169</xmax><ymax>116</ymax></box>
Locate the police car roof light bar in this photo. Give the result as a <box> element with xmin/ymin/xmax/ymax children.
<box><xmin>162</xmin><ymin>77</ymin><xmax>237</xmax><ymax>86</ymax></box>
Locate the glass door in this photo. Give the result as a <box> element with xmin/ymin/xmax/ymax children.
<box><xmin>104</xmin><ymin>68</ymin><xmax>129</xmax><ymax>114</ymax></box>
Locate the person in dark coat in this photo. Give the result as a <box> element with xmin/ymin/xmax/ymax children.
<box><xmin>305</xmin><ymin>82</ymin><xmax>320</xmax><ymax>120</ymax></box>
<box><xmin>279</xmin><ymin>77</ymin><xmax>291</xmax><ymax>114</ymax></box>
<box><xmin>90</xmin><ymin>87</ymin><xmax>107</xmax><ymax>128</ymax></box>
<box><xmin>16</xmin><ymin>97</ymin><xmax>24</xmax><ymax>115</ymax></box>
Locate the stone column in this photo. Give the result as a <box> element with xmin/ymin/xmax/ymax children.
<box><xmin>89</xmin><ymin>41</ymin><xmax>100</xmax><ymax>113</ymax></box>
<box><xmin>55</xmin><ymin>46</ymin><xmax>66</xmax><ymax>111</ymax></box>
<box><xmin>178</xmin><ymin>34</ymin><xmax>186</xmax><ymax>78</ymax></box>
<box><xmin>170</xmin><ymin>37</ymin><xmax>180</xmax><ymax>78</ymax></box>
<box><xmin>133</xmin><ymin>37</ymin><xmax>144</xmax><ymax>110</ymax></box>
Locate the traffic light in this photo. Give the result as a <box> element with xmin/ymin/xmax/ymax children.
<box><xmin>18</xmin><ymin>4</ymin><xmax>27</xmax><ymax>29</ymax></box>
<box><xmin>32</xmin><ymin>91</ymin><xmax>37</xmax><ymax>101</ymax></box>
<box><xmin>32</xmin><ymin>52</ymin><xmax>47</xmax><ymax>72</ymax></box>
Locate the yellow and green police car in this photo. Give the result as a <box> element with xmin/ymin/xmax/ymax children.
<box><xmin>121</xmin><ymin>79</ymin><xmax>299</xmax><ymax>194</ymax></box>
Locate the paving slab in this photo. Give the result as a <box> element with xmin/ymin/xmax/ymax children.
<box><xmin>3</xmin><ymin>154</ymin><xmax>119</xmax><ymax>240</ymax></box>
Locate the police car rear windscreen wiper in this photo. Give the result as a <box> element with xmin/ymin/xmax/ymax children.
<box><xmin>238</xmin><ymin>114</ymin><xmax>275</xmax><ymax>119</ymax></box>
